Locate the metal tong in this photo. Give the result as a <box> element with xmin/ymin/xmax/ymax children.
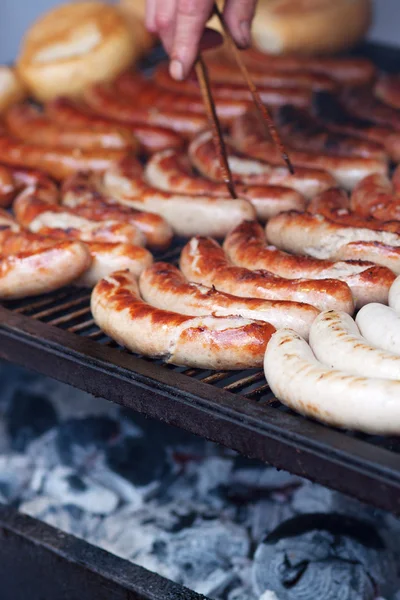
<box><xmin>195</xmin><ymin>2</ymin><xmax>294</xmax><ymax>199</ymax></box>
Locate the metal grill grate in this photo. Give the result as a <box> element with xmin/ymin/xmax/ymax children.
<box><xmin>2</xmin><ymin>236</ymin><xmax>400</xmax><ymax>516</ymax></box>
<box><xmin>1</xmin><ymin>41</ymin><xmax>400</xmax><ymax>515</ymax></box>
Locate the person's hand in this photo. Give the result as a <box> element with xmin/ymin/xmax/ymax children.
<box><xmin>146</xmin><ymin>0</ymin><xmax>258</xmax><ymax>80</ymax></box>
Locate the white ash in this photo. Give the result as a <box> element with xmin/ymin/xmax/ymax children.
<box><xmin>0</xmin><ymin>362</ymin><xmax>399</xmax><ymax>600</ymax></box>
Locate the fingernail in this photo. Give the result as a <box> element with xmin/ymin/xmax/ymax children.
<box><xmin>170</xmin><ymin>59</ymin><xmax>184</xmax><ymax>81</ymax></box>
<box><xmin>239</xmin><ymin>21</ymin><xmax>251</xmax><ymax>47</ymax></box>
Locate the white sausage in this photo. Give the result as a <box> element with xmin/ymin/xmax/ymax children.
<box><xmin>264</xmin><ymin>328</ymin><xmax>400</xmax><ymax>434</ymax></box>
<box><xmin>356</xmin><ymin>303</ymin><xmax>400</xmax><ymax>356</ymax></box>
<box><xmin>310</xmin><ymin>310</ymin><xmax>400</xmax><ymax>380</ymax></box>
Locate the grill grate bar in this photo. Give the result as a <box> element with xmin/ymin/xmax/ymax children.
<box><xmin>68</xmin><ymin>318</ymin><xmax>95</xmax><ymax>333</ymax></box>
<box><xmin>224</xmin><ymin>371</ymin><xmax>265</xmax><ymax>392</ymax></box>
<box><xmin>49</xmin><ymin>306</ymin><xmax>92</xmax><ymax>327</ymax></box>
<box><xmin>12</xmin><ymin>289</ymin><xmax>75</xmax><ymax>314</ymax></box>
<box><xmin>32</xmin><ymin>295</ymin><xmax>92</xmax><ymax>320</ymax></box>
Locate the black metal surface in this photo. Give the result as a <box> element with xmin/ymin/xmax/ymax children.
<box><xmin>1</xmin><ymin>285</ymin><xmax>400</xmax><ymax>516</ymax></box>
<box><xmin>1</xmin><ymin>42</ymin><xmax>400</xmax><ymax>516</ymax></box>
<box><xmin>0</xmin><ymin>505</ymin><xmax>208</xmax><ymax>600</ymax></box>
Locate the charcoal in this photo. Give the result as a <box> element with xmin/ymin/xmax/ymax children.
<box><xmin>153</xmin><ymin>520</ymin><xmax>250</xmax><ymax>590</ymax></box>
<box><xmin>106</xmin><ymin>435</ymin><xmax>169</xmax><ymax>487</ymax></box>
<box><xmin>44</xmin><ymin>466</ymin><xmax>119</xmax><ymax>515</ymax></box>
<box><xmin>55</xmin><ymin>416</ymin><xmax>120</xmax><ymax>466</ymax></box>
<box><xmin>253</xmin><ymin>513</ymin><xmax>399</xmax><ymax>600</ymax></box>
<box><xmin>6</xmin><ymin>389</ymin><xmax>58</xmax><ymax>451</ymax></box>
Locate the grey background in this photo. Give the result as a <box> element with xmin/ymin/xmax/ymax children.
<box><xmin>0</xmin><ymin>0</ymin><xmax>398</xmax><ymax>63</ymax></box>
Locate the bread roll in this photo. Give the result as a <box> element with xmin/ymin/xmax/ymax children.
<box><xmin>17</xmin><ymin>2</ymin><xmax>137</xmax><ymax>101</ymax></box>
<box><xmin>0</xmin><ymin>67</ymin><xmax>26</xmax><ymax>113</ymax></box>
<box><xmin>251</xmin><ymin>0</ymin><xmax>372</xmax><ymax>55</ymax></box>
<box><xmin>209</xmin><ymin>0</ymin><xmax>372</xmax><ymax>56</ymax></box>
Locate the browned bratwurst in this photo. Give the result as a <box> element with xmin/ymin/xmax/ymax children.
<box><xmin>375</xmin><ymin>74</ymin><xmax>400</xmax><ymax>109</ymax></box>
<box><xmin>224</xmin><ymin>220</ymin><xmax>395</xmax><ymax>308</ymax></box>
<box><xmin>341</xmin><ymin>87</ymin><xmax>400</xmax><ymax>131</ymax></box>
<box><xmin>189</xmin><ymin>131</ymin><xmax>336</xmax><ymax>199</ymax></box>
<box><xmin>154</xmin><ymin>62</ymin><xmax>337</xmax><ymax>93</ymax></box>
<box><xmin>114</xmin><ymin>72</ymin><xmax>251</xmax><ymax>121</ymax></box>
<box><xmin>5</xmin><ymin>103</ymin><xmax>140</xmax><ymax>151</ymax></box>
<box><xmin>231</xmin><ymin>111</ymin><xmax>388</xmax><ymax>189</ymax></box>
<box><xmin>144</xmin><ymin>149</ymin><xmax>306</xmax><ymax>221</ymax></box>
<box><xmin>308</xmin><ymin>188</ymin><xmax>400</xmax><ymax>234</ymax></box>
<box><xmin>101</xmin><ymin>159</ymin><xmax>256</xmax><ymax>238</ymax></box>
<box><xmin>84</xmin><ymin>83</ymin><xmax>208</xmax><ymax>139</ymax></box>
<box><xmin>0</xmin><ymin>227</ymin><xmax>91</xmax><ymax>299</ymax></box>
<box><xmin>0</xmin><ymin>135</ymin><xmax>127</xmax><ymax>180</ymax></box>
<box><xmin>62</xmin><ymin>171</ymin><xmax>173</xmax><ymax>250</ymax></box>
<box><xmin>91</xmin><ymin>270</ymin><xmax>276</xmax><ymax>370</ymax></box>
<box><xmin>350</xmin><ymin>168</ymin><xmax>400</xmax><ymax>222</ymax></box>
<box><xmin>14</xmin><ymin>186</ymin><xmax>145</xmax><ymax>245</ymax></box>
<box><xmin>139</xmin><ymin>262</ymin><xmax>319</xmax><ymax>340</ymax></box>
<box><xmin>312</xmin><ymin>92</ymin><xmax>400</xmax><ymax>162</ymax></box>
<box><xmin>46</xmin><ymin>98</ymin><xmax>184</xmax><ymax>154</ymax></box>
<box><xmin>216</xmin><ymin>47</ymin><xmax>376</xmax><ymax>86</ymax></box>
<box><xmin>180</xmin><ymin>236</ymin><xmax>354</xmax><ymax>313</ymax></box>
<box><xmin>266</xmin><ymin>211</ymin><xmax>400</xmax><ymax>273</ymax></box>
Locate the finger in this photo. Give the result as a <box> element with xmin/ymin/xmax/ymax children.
<box><xmin>154</xmin><ymin>0</ymin><xmax>178</xmax><ymax>54</ymax></box>
<box><xmin>170</xmin><ymin>0</ymin><xmax>215</xmax><ymax>81</ymax></box>
<box><xmin>223</xmin><ymin>0</ymin><xmax>258</xmax><ymax>48</ymax></box>
<box><xmin>145</xmin><ymin>0</ymin><xmax>158</xmax><ymax>32</ymax></box>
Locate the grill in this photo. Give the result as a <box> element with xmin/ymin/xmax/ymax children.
<box><xmin>0</xmin><ymin>39</ymin><xmax>400</xmax><ymax>600</ymax></box>
<box><xmin>2</xmin><ymin>234</ymin><xmax>400</xmax><ymax>516</ymax></box>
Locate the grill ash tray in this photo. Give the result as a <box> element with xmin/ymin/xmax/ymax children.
<box><xmin>1</xmin><ymin>42</ymin><xmax>400</xmax><ymax>515</ymax></box>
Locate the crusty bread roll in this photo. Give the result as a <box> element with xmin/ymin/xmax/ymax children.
<box><xmin>0</xmin><ymin>67</ymin><xmax>27</xmax><ymax>113</ymax></box>
<box><xmin>251</xmin><ymin>0</ymin><xmax>372</xmax><ymax>55</ymax></box>
<box><xmin>17</xmin><ymin>1</ymin><xmax>137</xmax><ymax>101</ymax></box>
<box><xmin>209</xmin><ymin>0</ymin><xmax>371</xmax><ymax>56</ymax></box>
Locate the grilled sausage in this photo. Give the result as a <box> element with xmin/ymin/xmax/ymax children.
<box><xmin>309</xmin><ymin>310</ymin><xmax>400</xmax><ymax>380</ymax></box>
<box><xmin>375</xmin><ymin>74</ymin><xmax>400</xmax><ymax>110</ymax></box>
<box><xmin>144</xmin><ymin>149</ymin><xmax>306</xmax><ymax>221</ymax></box>
<box><xmin>84</xmin><ymin>83</ymin><xmax>207</xmax><ymax>138</ymax></box>
<box><xmin>139</xmin><ymin>262</ymin><xmax>319</xmax><ymax>340</ymax></box>
<box><xmin>312</xmin><ymin>91</ymin><xmax>400</xmax><ymax>162</ymax></box>
<box><xmin>152</xmin><ymin>64</ymin><xmax>313</xmax><ymax>108</ymax></box>
<box><xmin>180</xmin><ymin>236</ymin><xmax>354</xmax><ymax>313</ymax></box>
<box><xmin>341</xmin><ymin>87</ymin><xmax>400</xmax><ymax>131</ymax></box>
<box><xmin>155</xmin><ymin>62</ymin><xmax>337</xmax><ymax>92</ymax></box>
<box><xmin>266</xmin><ymin>211</ymin><xmax>400</xmax><ymax>273</ymax></box>
<box><xmin>62</xmin><ymin>172</ymin><xmax>173</xmax><ymax>250</ymax></box>
<box><xmin>91</xmin><ymin>270</ymin><xmax>276</xmax><ymax>370</ymax></box>
<box><xmin>264</xmin><ymin>329</ymin><xmax>400</xmax><ymax>435</ymax></box>
<box><xmin>0</xmin><ymin>229</ymin><xmax>91</xmax><ymax>299</ymax></box>
<box><xmin>5</xmin><ymin>103</ymin><xmax>139</xmax><ymax>151</ymax></box>
<box><xmin>79</xmin><ymin>242</ymin><xmax>153</xmax><ymax>287</ymax></box>
<box><xmin>234</xmin><ymin>49</ymin><xmax>376</xmax><ymax>86</ymax></box>
<box><xmin>14</xmin><ymin>187</ymin><xmax>145</xmax><ymax>245</ymax></box>
<box><xmin>101</xmin><ymin>160</ymin><xmax>256</xmax><ymax>238</ymax></box>
<box><xmin>115</xmin><ymin>72</ymin><xmax>251</xmax><ymax>121</ymax></box>
<box><xmin>231</xmin><ymin>111</ymin><xmax>388</xmax><ymax>189</ymax></box>
<box><xmin>356</xmin><ymin>302</ymin><xmax>400</xmax><ymax>356</ymax></box>
<box><xmin>0</xmin><ymin>165</ymin><xmax>15</xmax><ymax>207</ymax></box>
<box><xmin>0</xmin><ymin>134</ymin><xmax>127</xmax><ymax>180</ymax></box>
<box><xmin>273</xmin><ymin>106</ymin><xmax>387</xmax><ymax>160</ymax></box>
<box><xmin>189</xmin><ymin>131</ymin><xmax>336</xmax><ymax>200</ymax></box>
<box><xmin>0</xmin><ymin>165</ymin><xmax>59</xmax><ymax>209</ymax></box>
<box><xmin>224</xmin><ymin>221</ymin><xmax>395</xmax><ymax>308</ymax></box>
<box><xmin>350</xmin><ymin>170</ymin><xmax>400</xmax><ymax>222</ymax></box>
<box><xmin>46</xmin><ymin>97</ymin><xmax>184</xmax><ymax>154</ymax></box>
<box><xmin>308</xmin><ymin>188</ymin><xmax>400</xmax><ymax>233</ymax></box>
